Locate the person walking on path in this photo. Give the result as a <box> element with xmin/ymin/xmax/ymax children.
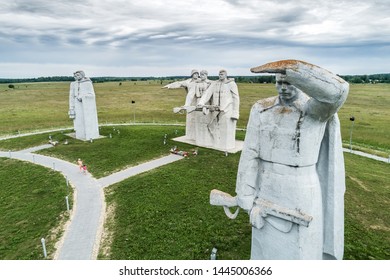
<box><xmin>82</xmin><ymin>164</ymin><xmax>88</xmax><ymax>175</ymax></box>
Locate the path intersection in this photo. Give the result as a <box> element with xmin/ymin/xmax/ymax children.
<box><xmin>0</xmin><ymin>145</ymin><xmax>183</xmax><ymax>259</ymax></box>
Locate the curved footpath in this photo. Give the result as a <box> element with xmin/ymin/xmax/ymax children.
<box><xmin>0</xmin><ymin>145</ymin><xmax>183</xmax><ymax>259</ymax></box>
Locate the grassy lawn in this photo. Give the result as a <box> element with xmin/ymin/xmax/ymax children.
<box><xmin>0</xmin><ymin>130</ymin><xmax>72</xmax><ymax>151</ymax></box>
<box><xmin>99</xmin><ymin>141</ymin><xmax>389</xmax><ymax>260</ymax></box>
<box><xmin>344</xmin><ymin>153</ymin><xmax>390</xmax><ymax>260</ymax></box>
<box><xmin>0</xmin><ymin>158</ymin><xmax>71</xmax><ymax>259</ymax></box>
<box><xmin>37</xmin><ymin>125</ymin><xmax>187</xmax><ymax>178</ymax></box>
<box><xmin>100</xmin><ymin>145</ymin><xmax>252</xmax><ymax>260</ymax></box>
<box><xmin>338</xmin><ymin>84</ymin><xmax>390</xmax><ymax>153</ymax></box>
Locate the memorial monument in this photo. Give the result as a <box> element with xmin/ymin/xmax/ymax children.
<box><xmin>68</xmin><ymin>70</ymin><xmax>100</xmax><ymax>141</ymax></box>
<box><xmin>210</xmin><ymin>60</ymin><xmax>349</xmax><ymax>260</ymax></box>
<box><xmin>194</xmin><ymin>70</ymin><xmax>213</xmax><ymax>147</ymax></box>
<box><xmin>163</xmin><ymin>69</ymin><xmax>200</xmax><ymax>141</ymax></box>
<box><xmin>198</xmin><ymin>69</ymin><xmax>240</xmax><ymax>151</ymax></box>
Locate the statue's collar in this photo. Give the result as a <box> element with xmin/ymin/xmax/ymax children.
<box><xmin>259</xmin><ymin>92</ymin><xmax>308</xmax><ymax>113</ymax></box>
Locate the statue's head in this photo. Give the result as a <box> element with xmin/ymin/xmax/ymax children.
<box><xmin>275</xmin><ymin>74</ymin><xmax>299</xmax><ymax>102</ymax></box>
<box><xmin>219</xmin><ymin>69</ymin><xmax>227</xmax><ymax>81</ymax></box>
<box><xmin>200</xmin><ymin>70</ymin><xmax>208</xmax><ymax>81</ymax></box>
<box><xmin>191</xmin><ymin>69</ymin><xmax>199</xmax><ymax>79</ymax></box>
<box><xmin>73</xmin><ymin>70</ymin><xmax>85</xmax><ymax>81</ymax></box>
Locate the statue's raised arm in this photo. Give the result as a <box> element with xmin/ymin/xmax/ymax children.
<box><xmin>162</xmin><ymin>69</ymin><xmax>200</xmax><ymax>107</ymax></box>
<box><xmin>251</xmin><ymin>59</ymin><xmax>349</xmax><ymax>120</ymax></box>
<box><xmin>163</xmin><ymin>80</ymin><xmax>188</xmax><ymax>90</ymax></box>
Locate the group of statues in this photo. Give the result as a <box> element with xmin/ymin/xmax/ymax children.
<box><xmin>67</xmin><ymin>59</ymin><xmax>349</xmax><ymax>260</ymax></box>
<box><xmin>163</xmin><ymin>69</ymin><xmax>240</xmax><ymax>151</ymax></box>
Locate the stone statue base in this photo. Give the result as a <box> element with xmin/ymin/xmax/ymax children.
<box><xmin>172</xmin><ymin>136</ymin><xmax>244</xmax><ymax>153</ymax></box>
<box><xmin>66</xmin><ymin>132</ymin><xmax>106</xmax><ymax>142</ymax></box>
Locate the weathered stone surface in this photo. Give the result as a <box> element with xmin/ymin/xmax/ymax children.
<box><xmin>166</xmin><ymin>69</ymin><xmax>240</xmax><ymax>152</ymax></box>
<box><xmin>164</xmin><ymin>69</ymin><xmax>200</xmax><ymax>141</ymax></box>
<box><xmin>68</xmin><ymin>71</ymin><xmax>100</xmax><ymax>140</ymax></box>
<box><xmin>197</xmin><ymin>69</ymin><xmax>240</xmax><ymax>151</ymax></box>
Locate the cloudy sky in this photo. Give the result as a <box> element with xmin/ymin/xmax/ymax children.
<box><xmin>0</xmin><ymin>0</ymin><xmax>389</xmax><ymax>78</ymax></box>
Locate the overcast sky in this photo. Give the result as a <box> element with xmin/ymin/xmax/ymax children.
<box><xmin>1</xmin><ymin>0</ymin><xmax>389</xmax><ymax>78</ymax></box>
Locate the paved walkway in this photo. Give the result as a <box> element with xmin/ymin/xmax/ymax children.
<box><xmin>0</xmin><ymin>146</ymin><xmax>183</xmax><ymax>260</ymax></box>
<box><xmin>97</xmin><ymin>154</ymin><xmax>184</xmax><ymax>188</ymax></box>
<box><xmin>343</xmin><ymin>148</ymin><xmax>389</xmax><ymax>163</ymax></box>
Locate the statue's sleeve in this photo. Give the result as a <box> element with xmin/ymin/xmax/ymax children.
<box><xmin>285</xmin><ymin>62</ymin><xmax>349</xmax><ymax>120</ymax></box>
<box><xmin>164</xmin><ymin>80</ymin><xmax>188</xmax><ymax>89</ymax></box>
<box><xmin>84</xmin><ymin>82</ymin><xmax>95</xmax><ymax>97</ymax></box>
<box><xmin>230</xmin><ymin>82</ymin><xmax>240</xmax><ymax>119</ymax></box>
<box><xmin>235</xmin><ymin>103</ymin><xmax>261</xmax><ymax>211</ymax></box>
<box><xmin>198</xmin><ymin>83</ymin><xmax>214</xmax><ymax>105</ymax></box>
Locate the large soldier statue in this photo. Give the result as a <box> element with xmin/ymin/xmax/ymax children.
<box><xmin>68</xmin><ymin>70</ymin><xmax>100</xmax><ymax>140</ymax></box>
<box><xmin>211</xmin><ymin>60</ymin><xmax>348</xmax><ymax>260</ymax></box>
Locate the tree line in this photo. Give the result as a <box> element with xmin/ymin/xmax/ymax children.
<box><xmin>1</xmin><ymin>73</ymin><xmax>390</xmax><ymax>84</ymax></box>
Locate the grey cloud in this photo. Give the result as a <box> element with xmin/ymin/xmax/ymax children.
<box><xmin>222</xmin><ymin>0</ymin><xmax>241</xmax><ymax>5</ymax></box>
<box><xmin>38</xmin><ymin>34</ymin><xmax>61</xmax><ymax>45</ymax></box>
<box><xmin>0</xmin><ymin>0</ymin><xmax>389</xmax><ymax>77</ymax></box>
<box><xmin>7</xmin><ymin>0</ymin><xmax>85</xmax><ymax>17</ymax></box>
<box><xmin>67</xmin><ymin>37</ymin><xmax>85</xmax><ymax>45</ymax></box>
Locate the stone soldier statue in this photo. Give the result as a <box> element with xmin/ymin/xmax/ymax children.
<box><xmin>194</xmin><ymin>70</ymin><xmax>213</xmax><ymax>146</ymax></box>
<box><xmin>211</xmin><ymin>60</ymin><xmax>348</xmax><ymax>260</ymax></box>
<box><xmin>198</xmin><ymin>69</ymin><xmax>240</xmax><ymax>151</ymax></box>
<box><xmin>163</xmin><ymin>69</ymin><xmax>200</xmax><ymax>141</ymax></box>
<box><xmin>68</xmin><ymin>70</ymin><xmax>99</xmax><ymax>140</ymax></box>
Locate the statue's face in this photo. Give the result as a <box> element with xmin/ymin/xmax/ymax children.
<box><xmin>219</xmin><ymin>71</ymin><xmax>227</xmax><ymax>80</ymax></box>
<box><xmin>276</xmin><ymin>75</ymin><xmax>298</xmax><ymax>101</ymax></box>
<box><xmin>200</xmin><ymin>73</ymin><xmax>207</xmax><ymax>81</ymax></box>
<box><xmin>192</xmin><ymin>73</ymin><xmax>199</xmax><ymax>79</ymax></box>
<box><xmin>74</xmin><ymin>72</ymin><xmax>83</xmax><ymax>81</ymax></box>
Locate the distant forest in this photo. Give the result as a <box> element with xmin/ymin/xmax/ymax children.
<box><xmin>1</xmin><ymin>73</ymin><xmax>390</xmax><ymax>84</ymax></box>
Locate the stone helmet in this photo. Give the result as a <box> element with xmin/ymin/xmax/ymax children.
<box><xmin>191</xmin><ymin>69</ymin><xmax>199</xmax><ymax>77</ymax></box>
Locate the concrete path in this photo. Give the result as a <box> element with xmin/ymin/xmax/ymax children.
<box><xmin>97</xmin><ymin>154</ymin><xmax>183</xmax><ymax>188</ymax></box>
<box><xmin>343</xmin><ymin>148</ymin><xmax>389</xmax><ymax>163</ymax></box>
<box><xmin>0</xmin><ymin>147</ymin><xmax>183</xmax><ymax>260</ymax></box>
<box><xmin>1</xmin><ymin>147</ymin><xmax>103</xmax><ymax>260</ymax></box>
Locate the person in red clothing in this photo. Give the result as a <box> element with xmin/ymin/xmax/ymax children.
<box><xmin>82</xmin><ymin>164</ymin><xmax>87</xmax><ymax>175</ymax></box>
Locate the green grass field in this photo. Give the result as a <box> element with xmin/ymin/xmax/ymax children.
<box><xmin>38</xmin><ymin>125</ymin><xmax>188</xmax><ymax>178</ymax></box>
<box><xmin>95</xmin><ymin>130</ymin><xmax>388</xmax><ymax>260</ymax></box>
<box><xmin>343</xmin><ymin>153</ymin><xmax>390</xmax><ymax>259</ymax></box>
<box><xmin>0</xmin><ymin>81</ymin><xmax>389</xmax><ymax>260</ymax></box>
<box><xmin>100</xmin><ymin>145</ymin><xmax>252</xmax><ymax>260</ymax></box>
<box><xmin>0</xmin><ymin>158</ymin><xmax>71</xmax><ymax>259</ymax></box>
